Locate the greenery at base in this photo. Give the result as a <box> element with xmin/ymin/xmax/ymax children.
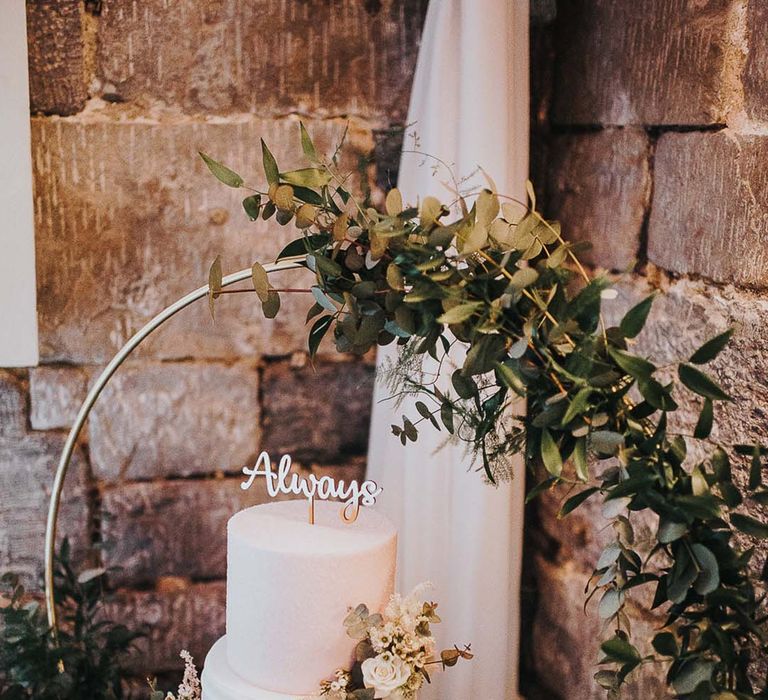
<box><xmin>202</xmin><ymin>124</ymin><xmax>768</xmax><ymax>698</ymax></box>
<box><xmin>0</xmin><ymin>540</ymin><xmax>140</xmax><ymax>699</ymax></box>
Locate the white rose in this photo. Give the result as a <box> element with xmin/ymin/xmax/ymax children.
<box><xmin>361</xmin><ymin>652</ymin><xmax>412</xmax><ymax>698</ymax></box>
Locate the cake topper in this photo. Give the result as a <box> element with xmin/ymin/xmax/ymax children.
<box><xmin>240</xmin><ymin>451</ymin><xmax>382</xmax><ymax>524</ymax></box>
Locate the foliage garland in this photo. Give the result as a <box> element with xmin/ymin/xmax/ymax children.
<box><xmin>201</xmin><ymin>123</ymin><xmax>767</xmax><ymax>699</ymax></box>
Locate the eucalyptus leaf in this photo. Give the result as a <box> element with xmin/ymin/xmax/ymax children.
<box><xmin>199</xmin><ymin>152</ymin><xmax>243</xmax><ymax>188</ymax></box>
<box><xmin>598</xmin><ymin>589</ymin><xmax>624</xmax><ymax>619</ymax></box>
<box><xmin>261</xmin><ymin>138</ymin><xmax>280</xmax><ymax>186</ymax></box>
<box><xmin>242</xmin><ymin>194</ymin><xmax>262</xmax><ymax>220</ymax></box>
<box><xmin>672</xmin><ymin>659</ymin><xmax>714</xmax><ymax>695</ymax></box>
<box><xmin>691</xmin><ymin>543</ymin><xmax>720</xmax><ymax>595</ymax></box>
<box><xmin>299</xmin><ymin>121</ymin><xmax>318</xmax><ymax>162</ymax></box>
<box><xmin>678</xmin><ymin>364</ymin><xmax>732</xmax><ymax>401</ymax></box>
<box><xmin>689</xmin><ymin>328</ymin><xmax>734</xmax><ymax>364</ymax></box>
<box><xmin>308</xmin><ymin>315</ymin><xmax>332</xmax><ymax>358</ymax></box>
<box><xmin>280</xmin><ymin>167</ymin><xmax>331</xmax><ymax>188</ymax></box>
<box><xmin>731</xmin><ymin>513</ymin><xmax>768</xmax><ymax>539</ymax></box>
<box><xmin>619</xmin><ymin>295</ymin><xmax>655</xmax><ymax>338</ymax></box>
<box><xmin>261</xmin><ymin>290</ymin><xmax>281</xmax><ymax>319</ymax></box>
<box><xmin>540</xmin><ymin>429</ymin><xmax>563</xmax><ymax>477</ymax></box>
<box><xmin>251</xmin><ymin>262</ymin><xmax>270</xmax><ymax>302</ymax></box>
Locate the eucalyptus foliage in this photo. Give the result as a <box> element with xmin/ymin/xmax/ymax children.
<box><xmin>202</xmin><ymin>124</ymin><xmax>768</xmax><ymax>698</ymax></box>
<box><xmin>0</xmin><ymin>540</ymin><xmax>140</xmax><ymax>699</ymax></box>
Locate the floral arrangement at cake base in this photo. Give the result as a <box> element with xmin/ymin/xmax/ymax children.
<box><xmin>320</xmin><ymin>583</ymin><xmax>472</xmax><ymax>699</ymax></box>
<box><xmin>150</xmin><ymin>584</ymin><xmax>470</xmax><ymax>700</ymax></box>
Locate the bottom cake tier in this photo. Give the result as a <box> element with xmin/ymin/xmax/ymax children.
<box><xmin>201</xmin><ymin>636</ymin><xmax>319</xmax><ymax>700</ymax></box>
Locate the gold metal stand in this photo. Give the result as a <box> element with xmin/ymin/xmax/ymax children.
<box><xmin>44</xmin><ymin>257</ymin><xmax>305</xmax><ymax>632</ymax></box>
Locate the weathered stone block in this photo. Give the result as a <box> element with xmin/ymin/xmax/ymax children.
<box><xmin>95</xmin><ymin>0</ymin><xmax>427</xmax><ymax>120</ymax></box>
<box><xmin>261</xmin><ymin>359</ymin><xmax>374</xmax><ymax>463</ymax></box>
<box><xmin>100</xmin><ymin>459</ymin><xmax>368</xmax><ymax>587</ymax></box>
<box><xmin>29</xmin><ymin>365</ymin><xmax>90</xmax><ymax>430</ymax></box>
<box><xmin>26</xmin><ymin>0</ymin><xmax>87</xmax><ymax>115</ymax></box>
<box><xmin>100</xmin><ymin>477</ymin><xmax>260</xmax><ymax>587</ymax></box>
<box><xmin>531</xmin><ymin>557</ymin><xmax>667</xmax><ymax>699</ymax></box>
<box><xmin>0</xmin><ymin>433</ymin><xmax>90</xmax><ymax>588</ymax></box>
<box><xmin>102</xmin><ymin>582</ymin><xmax>225</xmax><ymax>674</ymax></box>
<box><xmin>743</xmin><ymin>1</ymin><xmax>768</xmax><ymax>123</ymax></box>
<box><xmin>32</xmin><ymin>115</ymin><xmax>373</xmax><ymax>363</ymax></box>
<box><xmin>552</xmin><ymin>0</ymin><xmax>733</xmax><ymax>126</ymax></box>
<box><xmin>607</xmin><ymin>275</ymin><xmax>768</xmax><ymax>454</ymax></box>
<box><xmin>546</xmin><ymin>129</ymin><xmax>650</xmax><ymax>270</ymax></box>
<box><xmin>648</xmin><ymin>132</ymin><xmax>768</xmax><ymax>286</ymax></box>
<box><xmin>0</xmin><ymin>370</ymin><xmax>28</xmax><ymax>436</ymax></box>
<box><xmin>88</xmin><ymin>362</ymin><xmax>260</xmax><ymax>482</ymax></box>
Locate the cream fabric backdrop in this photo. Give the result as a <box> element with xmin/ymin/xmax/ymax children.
<box><xmin>367</xmin><ymin>1</ymin><xmax>529</xmax><ymax>698</ymax></box>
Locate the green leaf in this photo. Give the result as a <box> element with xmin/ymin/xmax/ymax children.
<box><xmin>208</xmin><ymin>254</ymin><xmax>222</xmax><ymax>320</ymax></box>
<box><xmin>251</xmin><ymin>262</ymin><xmax>270</xmax><ymax>302</ymax></box>
<box><xmin>416</xmin><ymin>401</ymin><xmax>440</xmax><ymax>430</ymax></box>
<box><xmin>608</xmin><ymin>347</ymin><xmax>655</xmax><ymax>379</ymax></box>
<box><xmin>299</xmin><ymin>121</ymin><xmax>318</xmax><ymax>162</ymax></box>
<box><xmin>495</xmin><ymin>362</ymin><xmax>527</xmax><ymax>397</ymax></box>
<box><xmin>637</xmin><ymin>376</ymin><xmax>678</xmax><ymax>412</ymax></box>
<box><xmin>276</xmin><ymin>234</ymin><xmax>329</xmax><ymax>261</ymax></box>
<box><xmin>403</xmin><ymin>417</ymin><xmax>418</xmax><ymax>441</ymax></box>
<box><xmin>261</xmin><ymin>138</ymin><xmax>279</xmax><ymax>186</ymax></box>
<box><xmin>261</xmin><ymin>290</ymin><xmax>280</xmax><ymax>319</ymax></box>
<box><xmin>591</xmin><ymin>430</ymin><xmax>624</xmax><ymax>456</ymax></box>
<box><xmin>689</xmin><ymin>328</ymin><xmax>733</xmax><ymax>364</ymax></box>
<box><xmin>525</xmin><ymin>477</ymin><xmax>556</xmax><ymax>503</ymax></box>
<box><xmin>314</xmin><ymin>254</ymin><xmax>343</xmax><ymax>277</ymax></box>
<box><xmin>437</xmin><ymin>302</ymin><xmax>482</xmax><ymax>325</ymax></box>
<box><xmin>694</xmin><ymin>398</ymin><xmax>714</xmax><ymax>439</ymax></box>
<box><xmin>731</xmin><ymin>513</ymin><xmax>768</xmax><ymax>539</ymax></box>
<box><xmin>651</xmin><ymin>632</ymin><xmax>678</xmax><ymax>657</ymax></box>
<box><xmin>672</xmin><ymin>659</ymin><xmax>714</xmax><ymax>695</ymax></box>
<box><xmin>559</xmin><ymin>487</ymin><xmax>599</xmax><ymax>517</ymax></box>
<box><xmin>620</xmin><ymin>295</ymin><xmax>654</xmax><ymax>338</ymax></box>
<box><xmin>573</xmin><ymin>437</ymin><xmax>589</xmax><ymax>481</ymax></box>
<box><xmin>691</xmin><ymin>543</ymin><xmax>720</xmax><ymax>595</ymax></box>
<box><xmin>678</xmin><ymin>364</ymin><xmax>732</xmax><ymax>401</ymax></box>
<box><xmin>308</xmin><ymin>315</ymin><xmax>332</xmax><ymax>359</ymax></box>
<box><xmin>541</xmin><ymin>429</ymin><xmax>563</xmax><ymax>477</ymax></box>
<box><xmin>451</xmin><ymin>370</ymin><xmax>477</xmax><ymax>400</ymax></box>
<box><xmin>311</xmin><ymin>286</ymin><xmax>338</xmax><ymax>312</ymax></box>
<box><xmin>598</xmin><ymin>589</ymin><xmax>624</xmax><ymax>619</ymax></box>
<box><xmin>463</xmin><ymin>334</ymin><xmax>506</xmax><ymax>376</ymax></box>
<box><xmin>600</xmin><ymin>636</ymin><xmax>640</xmax><ymax>663</ymax></box>
<box><xmin>658</xmin><ymin>519</ymin><xmax>687</xmax><ymax>544</ymax></box>
<box><xmin>280</xmin><ymin>167</ymin><xmax>332</xmax><ymax>188</ymax></box>
<box><xmin>199</xmin><ymin>152</ymin><xmax>244</xmax><ymax>188</ymax></box>
<box><xmin>242</xmin><ymin>194</ymin><xmax>262</xmax><ymax>220</ymax></box>
<box><xmin>440</xmin><ymin>402</ymin><xmax>454</xmax><ymax>433</ymax></box>
<box><xmin>561</xmin><ymin>387</ymin><xmax>592</xmax><ymax>426</ymax></box>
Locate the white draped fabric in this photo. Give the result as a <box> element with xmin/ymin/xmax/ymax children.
<box><xmin>366</xmin><ymin>1</ymin><xmax>529</xmax><ymax>698</ymax></box>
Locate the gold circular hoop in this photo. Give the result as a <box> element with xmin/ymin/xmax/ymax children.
<box><xmin>44</xmin><ymin>257</ymin><xmax>306</xmax><ymax>633</ymax></box>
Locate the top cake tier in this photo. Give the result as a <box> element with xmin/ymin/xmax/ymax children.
<box><xmin>225</xmin><ymin>500</ymin><xmax>397</xmax><ymax>696</ymax></box>
<box><xmin>228</xmin><ymin>498</ymin><xmax>396</xmax><ymax>555</ymax></box>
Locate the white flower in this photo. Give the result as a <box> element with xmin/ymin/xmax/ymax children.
<box><xmin>361</xmin><ymin>652</ymin><xmax>412</xmax><ymax>698</ymax></box>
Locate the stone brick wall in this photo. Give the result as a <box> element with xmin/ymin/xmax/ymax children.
<box><xmin>3</xmin><ymin>0</ymin><xmax>425</xmax><ymax>684</ymax></box>
<box><xmin>526</xmin><ymin>1</ymin><xmax>768</xmax><ymax>698</ymax></box>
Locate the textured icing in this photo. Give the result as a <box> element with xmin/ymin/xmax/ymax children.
<box><xmin>224</xmin><ymin>500</ymin><xmax>397</xmax><ymax>695</ymax></box>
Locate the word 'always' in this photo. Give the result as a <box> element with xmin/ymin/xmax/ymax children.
<box><xmin>241</xmin><ymin>451</ymin><xmax>381</xmax><ymax>523</ymax></box>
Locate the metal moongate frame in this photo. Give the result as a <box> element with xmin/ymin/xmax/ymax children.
<box><xmin>44</xmin><ymin>257</ymin><xmax>305</xmax><ymax>633</ymax></box>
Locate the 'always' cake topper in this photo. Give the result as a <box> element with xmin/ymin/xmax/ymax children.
<box><xmin>240</xmin><ymin>451</ymin><xmax>382</xmax><ymax>524</ymax></box>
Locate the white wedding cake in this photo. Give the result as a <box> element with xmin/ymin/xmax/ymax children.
<box><xmin>201</xmin><ymin>499</ymin><xmax>397</xmax><ymax>699</ymax></box>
